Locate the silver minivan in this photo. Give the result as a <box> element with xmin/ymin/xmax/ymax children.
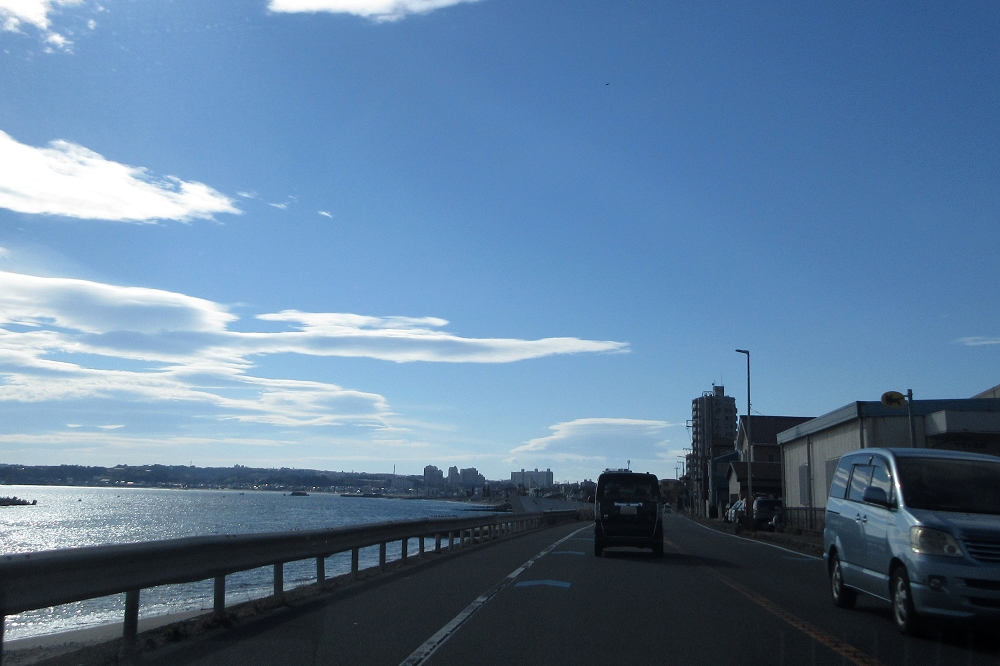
<box><xmin>824</xmin><ymin>448</ymin><xmax>1000</xmax><ymax>633</ymax></box>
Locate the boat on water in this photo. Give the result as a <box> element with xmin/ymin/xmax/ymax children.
<box><xmin>0</xmin><ymin>496</ymin><xmax>36</xmax><ymax>506</ymax></box>
<box><xmin>289</xmin><ymin>490</ymin><xmax>309</xmax><ymax>496</ymax></box>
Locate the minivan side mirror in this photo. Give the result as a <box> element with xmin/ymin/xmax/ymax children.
<box><xmin>862</xmin><ymin>486</ymin><xmax>893</xmax><ymax>509</ymax></box>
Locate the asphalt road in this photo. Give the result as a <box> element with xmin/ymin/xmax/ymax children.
<box><xmin>138</xmin><ymin>515</ymin><xmax>1000</xmax><ymax>666</ymax></box>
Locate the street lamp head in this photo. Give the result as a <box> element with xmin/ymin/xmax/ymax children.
<box><xmin>735</xmin><ymin>349</ymin><xmax>749</xmax><ymax>355</ymax></box>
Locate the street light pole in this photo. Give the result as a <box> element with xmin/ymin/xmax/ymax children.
<box><xmin>736</xmin><ymin>350</ymin><xmax>752</xmax><ymax>525</ymax></box>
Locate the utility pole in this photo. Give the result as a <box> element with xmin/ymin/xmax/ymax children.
<box><xmin>736</xmin><ymin>350</ymin><xmax>753</xmax><ymax>526</ymax></box>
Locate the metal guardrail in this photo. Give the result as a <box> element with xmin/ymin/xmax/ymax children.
<box><xmin>0</xmin><ymin>509</ymin><xmax>577</xmax><ymax>661</ymax></box>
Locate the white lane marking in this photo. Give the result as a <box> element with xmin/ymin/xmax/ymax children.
<box><xmin>398</xmin><ymin>524</ymin><xmax>590</xmax><ymax>666</ymax></box>
<box><xmin>679</xmin><ymin>517</ymin><xmax>823</xmax><ymax>561</ymax></box>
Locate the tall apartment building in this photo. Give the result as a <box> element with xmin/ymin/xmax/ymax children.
<box><xmin>689</xmin><ymin>385</ymin><xmax>737</xmax><ymax>516</ymax></box>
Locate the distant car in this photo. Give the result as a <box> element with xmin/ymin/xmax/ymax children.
<box><xmin>824</xmin><ymin>448</ymin><xmax>1000</xmax><ymax>634</ymax></box>
<box><xmin>594</xmin><ymin>470</ymin><xmax>663</xmax><ymax>557</ymax></box>
<box><xmin>662</xmin><ymin>503</ymin><xmax>673</xmax><ymax>515</ymax></box>
<box><xmin>752</xmin><ymin>498</ymin><xmax>783</xmax><ymax>530</ymax></box>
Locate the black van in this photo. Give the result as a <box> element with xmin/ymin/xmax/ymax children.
<box><xmin>594</xmin><ymin>470</ymin><xmax>663</xmax><ymax>557</ymax></box>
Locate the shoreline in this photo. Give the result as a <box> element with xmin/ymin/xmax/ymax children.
<box><xmin>3</xmin><ymin>610</ymin><xmax>209</xmax><ymax>665</ymax></box>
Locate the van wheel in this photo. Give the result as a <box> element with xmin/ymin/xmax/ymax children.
<box><xmin>830</xmin><ymin>554</ymin><xmax>857</xmax><ymax>609</ymax></box>
<box><xmin>892</xmin><ymin>567</ymin><xmax>923</xmax><ymax>635</ymax></box>
<box><xmin>594</xmin><ymin>539</ymin><xmax>603</xmax><ymax>557</ymax></box>
<box><xmin>652</xmin><ymin>540</ymin><xmax>664</xmax><ymax>558</ymax></box>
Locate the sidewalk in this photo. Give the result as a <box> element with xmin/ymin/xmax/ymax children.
<box><xmin>681</xmin><ymin>514</ymin><xmax>825</xmax><ymax>558</ymax></box>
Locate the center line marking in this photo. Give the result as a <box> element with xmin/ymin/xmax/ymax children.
<box><xmin>663</xmin><ymin>538</ymin><xmax>885</xmax><ymax>666</ymax></box>
<box><xmin>398</xmin><ymin>524</ymin><xmax>589</xmax><ymax>666</ymax></box>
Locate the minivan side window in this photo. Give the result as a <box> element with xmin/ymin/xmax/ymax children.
<box><xmin>847</xmin><ymin>465</ymin><xmax>873</xmax><ymax>503</ymax></box>
<box><xmin>869</xmin><ymin>458</ymin><xmax>893</xmax><ymax>503</ymax></box>
<box><xmin>828</xmin><ymin>457</ymin><xmax>853</xmax><ymax>499</ymax></box>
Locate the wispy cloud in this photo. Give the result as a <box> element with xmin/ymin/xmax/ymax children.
<box><xmin>318</xmin><ymin>211</ymin><xmax>333</xmax><ymax>218</ymax></box>
<box><xmin>0</xmin><ymin>130</ymin><xmax>240</xmax><ymax>222</ymax></box>
<box><xmin>956</xmin><ymin>336</ymin><xmax>1000</xmax><ymax>346</ymax></box>
<box><xmin>0</xmin><ymin>0</ymin><xmax>82</xmax><ymax>51</ymax></box>
<box><xmin>268</xmin><ymin>0</ymin><xmax>482</xmax><ymax>22</ymax></box>
<box><xmin>0</xmin><ymin>272</ymin><xmax>627</xmax><ymax>427</ymax></box>
<box><xmin>509</xmin><ymin>418</ymin><xmax>682</xmax><ymax>480</ymax></box>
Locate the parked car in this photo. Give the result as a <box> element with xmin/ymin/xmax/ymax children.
<box><xmin>594</xmin><ymin>470</ymin><xmax>663</xmax><ymax>557</ymax></box>
<box><xmin>725</xmin><ymin>499</ymin><xmax>746</xmax><ymax>524</ymax></box>
<box><xmin>752</xmin><ymin>498</ymin><xmax>783</xmax><ymax>530</ymax></box>
<box><xmin>824</xmin><ymin>447</ymin><xmax>1000</xmax><ymax>634</ymax></box>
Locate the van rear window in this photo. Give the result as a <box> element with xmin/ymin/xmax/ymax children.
<box><xmin>598</xmin><ymin>475</ymin><xmax>659</xmax><ymax>502</ymax></box>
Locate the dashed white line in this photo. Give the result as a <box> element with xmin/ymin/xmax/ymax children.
<box><xmin>398</xmin><ymin>524</ymin><xmax>590</xmax><ymax>666</ymax></box>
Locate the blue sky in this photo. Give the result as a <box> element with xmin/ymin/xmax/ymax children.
<box><xmin>0</xmin><ymin>0</ymin><xmax>998</xmax><ymax>482</ymax></box>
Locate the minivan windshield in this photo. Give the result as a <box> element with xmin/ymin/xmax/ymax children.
<box><xmin>896</xmin><ymin>457</ymin><xmax>1000</xmax><ymax>515</ymax></box>
<box><xmin>598</xmin><ymin>475</ymin><xmax>659</xmax><ymax>502</ymax></box>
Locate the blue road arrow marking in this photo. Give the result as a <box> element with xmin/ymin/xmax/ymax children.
<box><xmin>515</xmin><ymin>580</ymin><xmax>571</xmax><ymax>589</ymax></box>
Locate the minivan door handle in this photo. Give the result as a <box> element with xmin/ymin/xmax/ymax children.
<box><xmin>855</xmin><ymin>513</ymin><xmax>866</xmax><ymax>523</ymax></box>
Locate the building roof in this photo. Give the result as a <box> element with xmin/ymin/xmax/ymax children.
<box><xmin>738</xmin><ymin>415</ymin><xmax>815</xmax><ymax>445</ymax></box>
<box><xmin>776</xmin><ymin>399</ymin><xmax>1000</xmax><ymax>444</ymax></box>
<box><xmin>726</xmin><ymin>461</ymin><xmax>782</xmax><ymax>482</ymax></box>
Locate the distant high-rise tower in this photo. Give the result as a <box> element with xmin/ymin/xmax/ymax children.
<box><xmin>689</xmin><ymin>385</ymin><xmax>737</xmax><ymax>516</ymax></box>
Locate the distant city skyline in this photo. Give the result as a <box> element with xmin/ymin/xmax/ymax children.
<box><xmin>1</xmin><ymin>1</ymin><xmax>999</xmax><ymax>482</ymax></box>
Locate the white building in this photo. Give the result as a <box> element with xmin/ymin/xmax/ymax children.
<box><xmin>511</xmin><ymin>468</ymin><xmax>554</xmax><ymax>489</ymax></box>
<box><xmin>779</xmin><ymin>397</ymin><xmax>1000</xmax><ymax>511</ymax></box>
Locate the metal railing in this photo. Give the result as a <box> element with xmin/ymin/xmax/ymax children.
<box><xmin>0</xmin><ymin>510</ymin><xmax>577</xmax><ymax>661</ymax></box>
<box><xmin>782</xmin><ymin>507</ymin><xmax>825</xmax><ymax>532</ymax></box>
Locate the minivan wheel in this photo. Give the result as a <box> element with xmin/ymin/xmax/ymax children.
<box><xmin>652</xmin><ymin>540</ymin><xmax>664</xmax><ymax>558</ymax></box>
<box><xmin>830</xmin><ymin>554</ymin><xmax>857</xmax><ymax>609</ymax></box>
<box><xmin>594</xmin><ymin>539</ymin><xmax>604</xmax><ymax>557</ymax></box>
<box><xmin>891</xmin><ymin>567</ymin><xmax>922</xmax><ymax>635</ymax></box>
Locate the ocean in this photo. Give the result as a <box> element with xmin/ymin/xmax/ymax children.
<box><xmin>0</xmin><ymin>485</ymin><xmax>470</xmax><ymax>641</ymax></box>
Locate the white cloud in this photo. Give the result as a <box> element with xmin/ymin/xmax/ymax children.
<box><xmin>253</xmin><ymin>311</ymin><xmax>627</xmax><ymax>363</ymax></box>
<box><xmin>509</xmin><ymin>418</ymin><xmax>683</xmax><ymax>480</ymax></box>
<box><xmin>0</xmin><ymin>130</ymin><xmax>240</xmax><ymax>222</ymax></box>
<box><xmin>0</xmin><ymin>0</ymin><xmax>83</xmax><ymax>51</ymax></box>
<box><xmin>318</xmin><ymin>211</ymin><xmax>332</xmax><ymax>218</ymax></box>
<box><xmin>97</xmin><ymin>424</ymin><xmax>123</xmax><ymax>429</ymax></box>
<box><xmin>268</xmin><ymin>0</ymin><xmax>481</xmax><ymax>22</ymax></box>
<box><xmin>957</xmin><ymin>336</ymin><xmax>1000</xmax><ymax>346</ymax></box>
<box><xmin>513</xmin><ymin>418</ymin><xmax>674</xmax><ymax>454</ymax></box>
<box><xmin>0</xmin><ymin>272</ymin><xmax>627</xmax><ymax>428</ymax></box>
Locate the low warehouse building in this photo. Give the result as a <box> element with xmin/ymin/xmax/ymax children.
<box><xmin>778</xmin><ymin>397</ymin><xmax>1000</xmax><ymax>521</ymax></box>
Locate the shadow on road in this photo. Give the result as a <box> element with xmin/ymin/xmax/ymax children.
<box><xmin>599</xmin><ymin>549</ymin><xmax>736</xmax><ymax>568</ymax></box>
<box><xmin>847</xmin><ymin>603</ymin><xmax>1000</xmax><ymax>656</ymax></box>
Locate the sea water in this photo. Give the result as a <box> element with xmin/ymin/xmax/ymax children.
<box><xmin>0</xmin><ymin>485</ymin><xmax>468</xmax><ymax>640</ymax></box>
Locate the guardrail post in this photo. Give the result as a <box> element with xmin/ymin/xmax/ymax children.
<box><xmin>316</xmin><ymin>556</ymin><xmax>326</xmax><ymax>586</ymax></box>
<box><xmin>401</xmin><ymin>538</ymin><xmax>408</xmax><ymax>563</ymax></box>
<box><xmin>274</xmin><ymin>563</ymin><xmax>284</xmax><ymax>600</ymax></box>
<box><xmin>419</xmin><ymin>535</ymin><xmax>425</xmax><ymax>556</ymax></box>
<box><xmin>379</xmin><ymin>542</ymin><xmax>386</xmax><ymax>570</ymax></box>
<box><xmin>435</xmin><ymin>533</ymin><xmax>442</xmax><ymax>553</ymax></box>
<box><xmin>123</xmin><ymin>589</ymin><xmax>140</xmax><ymax>642</ymax></box>
<box><xmin>448</xmin><ymin>531</ymin><xmax>454</xmax><ymax>550</ymax></box>
<box><xmin>214</xmin><ymin>575</ymin><xmax>226</xmax><ymax>617</ymax></box>
<box><xmin>351</xmin><ymin>548</ymin><xmax>359</xmax><ymax>579</ymax></box>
